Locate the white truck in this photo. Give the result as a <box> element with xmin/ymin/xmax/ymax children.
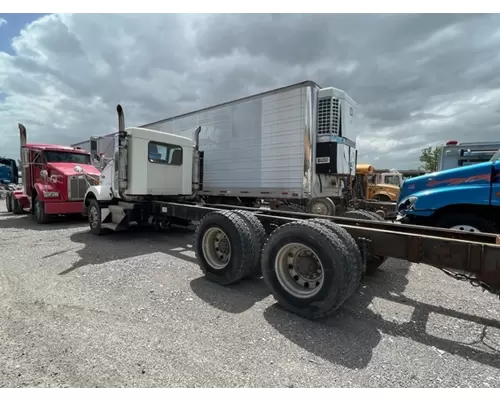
<box><xmin>79</xmin><ymin>104</ymin><xmax>500</xmax><ymax>320</ymax></box>
<box><xmin>438</xmin><ymin>140</ymin><xmax>500</xmax><ymax>171</ymax></box>
<box><xmin>75</xmin><ymin>81</ymin><xmax>357</xmax><ymax>216</ymax></box>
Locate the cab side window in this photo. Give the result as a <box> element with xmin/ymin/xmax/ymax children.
<box><xmin>148</xmin><ymin>141</ymin><xmax>183</xmax><ymax>165</ymax></box>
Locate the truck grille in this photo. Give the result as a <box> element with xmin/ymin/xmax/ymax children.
<box><xmin>317</xmin><ymin>97</ymin><xmax>340</xmax><ymax>136</ymax></box>
<box><xmin>68</xmin><ymin>175</ymin><xmax>97</xmax><ymax>200</ymax></box>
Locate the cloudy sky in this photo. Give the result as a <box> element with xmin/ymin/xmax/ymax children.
<box><xmin>1</xmin><ymin>13</ymin><xmax>499</xmax><ymax>169</ymax></box>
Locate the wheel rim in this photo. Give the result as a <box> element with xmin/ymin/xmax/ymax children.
<box><xmin>89</xmin><ymin>205</ymin><xmax>99</xmax><ymax>229</ymax></box>
<box><xmin>312</xmin><ymin>202</ymin><xmax>328</xmax><ymax>215</ymax></box>
<box><xmin>450</xmin><ymin>224</ymin><xmax>481</xmax><ymax>233</ymax></box>
<box><xmin>275</xmin><ymin>242</ymin><xmax>324</xmax><ymax>299</ymax></box>
<box><xmin>201</xmin><ymin>227</ymin><xmax>232</xmax><ymax>270</ymax></box>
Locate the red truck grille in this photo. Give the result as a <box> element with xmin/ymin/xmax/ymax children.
<box><xmin>68</xmin><ymin>175</ymin><xmax>98</xmax><ymax>200</ymax></box>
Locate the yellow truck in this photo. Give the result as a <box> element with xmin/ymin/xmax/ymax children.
<box><xmin>355</xmin><ymin>164</ymin><xmax>401</xmax><ymax>202</ymax></box>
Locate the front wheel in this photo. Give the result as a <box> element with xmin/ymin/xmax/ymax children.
<box><xmin>34</xmin><ymin>197</ymin><xmax>49</xmax><ymax>224</ymax></box>
<box><xmin>436</xmin><ymin>213</ymin><xmax>497</xmax><ymax>234</ymax></box>
<box><xmin>88</xmin><ymin>199</ymin><xmax>106</xmax><ymax>235</ymax></box>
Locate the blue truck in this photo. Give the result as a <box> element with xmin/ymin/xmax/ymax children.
<box><xmin>0</xmin><ymin>158</ymin><xmax>18</xmax><ymax>185</ymax></box>
<box><xmin>397</xmin><ymin>150</ymin><xmax>500</xmax><ymax>234</ymax></box>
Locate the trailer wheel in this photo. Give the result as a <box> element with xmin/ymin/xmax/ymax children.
<box><xmin>309</xmin><ymin>218</ymin><xmax>363</xmax><ymax>292</ymax></box>
<box><xmin>88</xmin><ymin>199</ymin><xmax>106</xmax><ymax>235</ymax></box>
<box><xmin>195</xmin><ymin>211</ymin><xmax>256</xmax><ymax>285</ymax></box>
<box><xmin>231</xmin><ymin>210</ymin><xmax>267</xmax><ymax>278</ymax></box>
<box><xmin>342</xmin><ymin>210</ymin><xmax>387</xmax><ymax>274</ymax></box>
<box><xmin>261</xmin><ymin>220</ymin><xmax>349</xmax><ymax>319</ymax></box>
<box><xmin>33</xmin><ymin>197</ymin><xmax>49</xmax><ymax>224</ymax></box>
<box><xmin>5</xmin><ymin>193</ymin><xmax>12</xmax><ymax>212</ymax></box>
<box><xmin>436</xmin><ymin>213</ymin><xmax>497</xmax><ymax>234</ymax></box>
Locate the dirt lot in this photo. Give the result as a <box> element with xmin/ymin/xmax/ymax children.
<box><xmin>0</xmin><ymin>202</ymin><xmax>499</xmax><ymax>388</ymax></box>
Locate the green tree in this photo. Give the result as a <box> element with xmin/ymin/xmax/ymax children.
<box><xmin>419</xmin><ymin>146</ymin><xmax>442</xmax><ymax>172</ymax></box>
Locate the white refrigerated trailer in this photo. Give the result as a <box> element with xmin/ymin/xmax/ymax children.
<box><xmin>73</xmin><ymin>81</ymin><xmax>358</xmax><ymax>216</ymax></box>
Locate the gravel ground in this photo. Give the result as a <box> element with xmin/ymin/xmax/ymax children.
<box><xmin>0</xmin><ymin>202</ymin><xmax>499</xmax><ymax>388</ymax></box>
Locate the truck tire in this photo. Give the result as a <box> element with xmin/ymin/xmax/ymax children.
<box><xmin>12</xmin><ymin>196</ymin><xmax>23</xmax><ymax>215</ymax></box>
<box><xmin>436</xmin><ymin>213</ymin><xmax>497</xmax><ymax>234</ymax></box>
<box><xmin>309</xmin><ymin>218</ymin><xmax>364</xmax><ymax>292</ymax></box>
<box><xmin>360</xmin><ymin>210</ymin><xmax>386</xmax><ymax>222</ymax></box>
<box><xmin>34</xmin><ymin>197</ymin><xmax>49</xmax><ymax>224</ymax></box>
<box><xmin>261</xmin><ymin>220</ymin><xmax>349</xmax><ymax>319</ymax></box>
<box><xmin>88</xmin><ymin>199</ymin><xmax>107</xmax><ymax>235</ymax></box>
<box><xmin>195</xmin><ymin>211</ymin><xmax>256</xmax><ymax>285</ymax></box>
<box><xmin>5</xmin><ymin>193</ymin><xmax>12</xmax><ymax>212</ymax></box>
<box><xmin>231</xmin><ymin>210</ymin><xmax>267</xmax><ymax>278</ymax></box>
<box><xmin>307</xmin><ymin>197</ymin><xmax>336</xmax><ymax>216</ymax></box>
<box><xmin>342</xmin><ymin>210</ymin><xmax>387</xmax><ymax>274</ymax></box>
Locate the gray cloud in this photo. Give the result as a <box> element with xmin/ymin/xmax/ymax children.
<box><xmin>1</xmin><ymin>13</ymin><xmax>500</xmax><ymax>169</ymax></box>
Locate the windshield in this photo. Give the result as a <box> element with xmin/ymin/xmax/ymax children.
<box><xmin>383</xmin><ymin>175</ymin><xmax>402</xmax><ymax>186</ymax></box>
<box><xmin>44</xmin><ymin>151</ymin><xmax>91</xmax><ymax>164</ymax></box>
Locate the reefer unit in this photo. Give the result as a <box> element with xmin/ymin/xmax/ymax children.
<box><xmin>73</xmin><ymin>81</ymin><xmax>357</xmax><ymax>201</ymax></box>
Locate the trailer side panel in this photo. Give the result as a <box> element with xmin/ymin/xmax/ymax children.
<box><xmin>144</xmin><ymin>84</ymin><xmax>315</xmax><ymax>198</ymax></box>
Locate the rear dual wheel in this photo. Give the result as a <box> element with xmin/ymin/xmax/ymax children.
<box><xmin>195</xmin><ymin>210</ymin><xmax>365</xmax><ymax>319</ymax></box>
<box><xmin>261</xmin><ymin>220</ymin><xmax>363</xmax><ymax>319</ymax></box>
<box><xmin>195</xmin><ymin>210</ymin><xmax>261</xmax><ymax>285</ymax></box>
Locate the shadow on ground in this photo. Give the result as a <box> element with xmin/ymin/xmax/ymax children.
<box><xmin>192</xmin><ymin>259</ymin><xmax>500</xmax><ymax>371</ymax></box>
<box><xmin>0</xmin><ymin>212</ymin><xmax>87</xmax><ymax>231</ymax></box>
<box><xmin>66</xmin><ymin>224</ymin><xmax>197</xmax><ymax>275</ymax></box>
<box><xmin>190</xmin><ymin>276</ymin><xmax>271</xmax><ymax>314</ymax></box>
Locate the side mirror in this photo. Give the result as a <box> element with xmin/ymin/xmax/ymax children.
<box><xmin>93</xmin><ymin>154</ymin><xmax>101</xmax><ymax>163</ymax></box>
<box><xmin>74</xmin><ymin>165</ymin><xmax>84</xmax><ymax>173</ymax></box>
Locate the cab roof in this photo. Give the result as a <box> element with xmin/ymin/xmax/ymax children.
<box><xmin>25</xmin><ymin>143</ymin><xmax>89</xmax><ymax>154</ymax></box>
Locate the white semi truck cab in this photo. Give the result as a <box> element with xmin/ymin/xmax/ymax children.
<box><xmin>83</xmin><ymin>105</ymin><xmax>205</xmax><ymax>231</ymax></box>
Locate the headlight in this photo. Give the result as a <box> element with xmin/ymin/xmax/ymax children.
<box><xmin>43</xmin><ymin>191</ymin><xmax>59</xmax><ymax>198</ymax></box>
<box><xmin>398</xmin><ymin>196</ymin><xmax>417</xmax><ymax>212</ymax></box>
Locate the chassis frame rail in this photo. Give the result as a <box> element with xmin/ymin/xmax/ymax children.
<box><xmin>151</xmin><ymin>200</ymin><xmax>500</xmax><ymax>294</ymax></box>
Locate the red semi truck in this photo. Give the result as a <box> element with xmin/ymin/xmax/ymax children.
<box><xmin>5</xmin><ymin>123</ymin><xmax>101</xmax><ymax>224</ymax></box>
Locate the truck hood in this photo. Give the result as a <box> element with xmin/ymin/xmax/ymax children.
<box><xmin>398</xmin><ymin>162</ymin><xmax>493</xmax><ymax>202</ymax></box>
<box><xmin>47</xmin><ymin>162</ymin><xmax>100</xmax><ymax>176</ymax></box>
<box><xmin>373</xmin><ymin>183</ymin><xmax>400</xmax><ymax>191</ymax></box>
